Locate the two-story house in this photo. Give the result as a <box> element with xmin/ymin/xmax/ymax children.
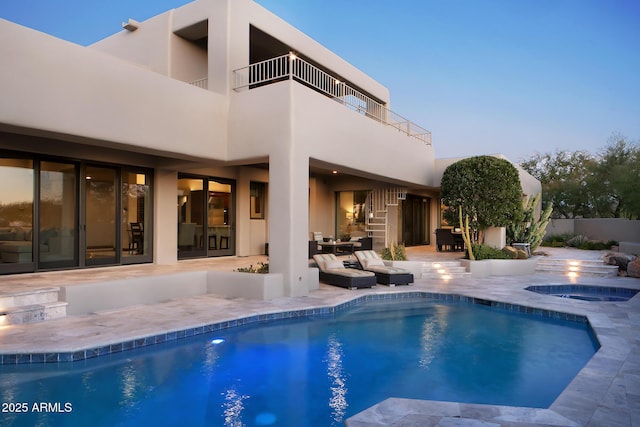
<box><xmin>0</xmin><ymin>0</ymin><xmax>540</xmax><ymax>296</ymax></box>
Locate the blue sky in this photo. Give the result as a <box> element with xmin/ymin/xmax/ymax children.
<box><xmin>1</xmin><ymin>0</ymin><xmax>639</xmax><ymax>162</ymax></box>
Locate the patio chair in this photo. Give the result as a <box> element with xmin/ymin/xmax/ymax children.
<box><xmin>129</xmin><ymin>222</ymin><xmax>144</xmax><ymax>254</ymax></box>
<box><xmin>352</xmin><ymin>236</ymin><xmax>373</xmax><ymax>252</ymax></box>
<box><xmin>313</xmin><ymin>253</ymin><xmax>376</xmax><ymax>289</ymax></box>
<box><xmin>435</xmin><ymin>228</ymin><xmax>457</xmax><ymax>252</ymax></box>
<box><xmin>354</xmin><ymin>250</ymin><xmax>414</xmax><ymax>286</ymax></box>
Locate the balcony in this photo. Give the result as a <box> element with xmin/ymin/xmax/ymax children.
<box><xmin>233</xmin><ymin>54</ymin><xmax>431</xmax><ymax>145</ymax></box>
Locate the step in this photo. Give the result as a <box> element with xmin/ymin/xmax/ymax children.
<box><xmin>1</xmin><ymin>301</ymin><xmax>68</xmax><ymax>325</ymax></box>
<box><xmin>420</xmin><ymin>261</ymin><xmax>471</xmax><ymax>279</ymax></box>
<box><xmin>0</xmin><ymin>287</ymin><xmax>67</xmax><ymax>326</ymax></box>
<box><xmin>535</xmin><ymin>259</ymin><xmax>619</xmax><ymax>277</ymax></box>
<box><xmin>0</xmin><ymin>287</ymin><xmax>61</xmax><ymax>310</ymax></box>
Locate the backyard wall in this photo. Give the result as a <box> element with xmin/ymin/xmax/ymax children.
<box><xmin>545</xmin><ymin>218</ymin><xmax>640</xmax><ymax>243</ymax></box>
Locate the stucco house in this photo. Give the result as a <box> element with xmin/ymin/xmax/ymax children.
<box><xmin>0</xmin><ymin>0</ymin><xmax>540</xmax><ymax>296</ymax></box>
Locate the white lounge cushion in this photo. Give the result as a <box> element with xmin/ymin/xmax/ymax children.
<box><xmin>362</xmin><ymin>257</ymin><xmax>385</xmax><ymax>268</ymax></box>
<box><xmin>325</xmin><ymin>259</ymin><xmax>345</xmax><ymax>269</ymax></box>
<box><xmin>364</xmin><ymin>265</ymin><xmax>410</xmax><ymax>274</ymax></box>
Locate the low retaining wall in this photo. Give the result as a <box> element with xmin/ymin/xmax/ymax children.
<box><xmin>61</xmin><ymin>270</ymin><xmax>296</xmax><ymax>315</ymax></box>
<box><xmin>61</xmin><ymin>271</ymin><xmax>208</xmax><ymax>316</ymax></box>
<box><xmin>460</xmin><ymin>257</ymin><xmax>539</xmax><ymax>278</ymax></box>
<box><xmin>620</xmin><ymin>242</ymin><xmax>640</xmax><ymax>256</ymax></box>
<box><xmin>206</xmin><ymin>271</ymin><xmax>284</xmax><ymax>300</ymax></box>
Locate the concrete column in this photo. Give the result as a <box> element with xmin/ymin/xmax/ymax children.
<box><xmin>268</xmin><ymin>151</ymin><xmax>310</xmax><ymax>297</ymax></box>
<box><xmin>235</xmin><ymin>168</ymin><xmax>251</xmax><ymax>256</ymax></box>
<box><xmin>154</xmin><ymin>168</ymin><xmax>178</xmax><ymax>265</ymax></box>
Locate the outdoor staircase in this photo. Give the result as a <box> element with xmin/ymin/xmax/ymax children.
<box><xmin>0</xmin><ymin>287</ymin><xmax>67</xmax><ymax>326</ymax></box>
<box><xmin>420</xmin><ymin>260</ymin><xmax>470</xmax><ymax>279</ymax></box>
<box><xmin>536</xmin><ymin>258</ymin><xmax>619</xmax><ymax>278</ymax></box>
<box><xmin>365</xmin><ymin>187</ymin><xmax>406</xmax><ymax>249</ymax></box>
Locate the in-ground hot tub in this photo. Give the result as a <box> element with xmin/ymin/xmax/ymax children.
<box><xmin>526</xmin><ymin>284</ymin><xmax>639</xmax><ymax>302</ymax></box>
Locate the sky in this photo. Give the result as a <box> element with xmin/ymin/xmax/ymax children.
<box><xmin>1</xmin><ymin>0</ymin><xmax>639</xmax><ymax>162</ymax></box>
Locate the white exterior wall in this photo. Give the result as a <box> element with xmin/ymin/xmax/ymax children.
<box><xmin>0</xmin><ymin>0</ymin><xmax>542</xmax><ymax>295</ymax></box>
<box><xmin>0</xmin><ymin>19</ymin><xmax>228</xmax><ymax>161</ymax></box>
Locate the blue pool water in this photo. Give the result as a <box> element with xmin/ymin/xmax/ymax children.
<box><xmin>1</xmin><ymin>298</ymin><xmax>598</xmax><ymax>427</ymax></box>
<box><xmin>526</xmin><ymin>285</ymin><xmax>639</xmax><ymax>302</ymax></box>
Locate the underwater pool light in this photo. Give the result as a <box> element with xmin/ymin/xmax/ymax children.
<box><xmin>211</xmin><ymin>338</ymin><xmax>225</xmax><ymax>345</ymax></box>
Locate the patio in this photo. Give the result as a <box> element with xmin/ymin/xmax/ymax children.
<box><xmin>0</xmin><ymin>246</ymin><xmax>638</xmax><ymax>426</ymax></box>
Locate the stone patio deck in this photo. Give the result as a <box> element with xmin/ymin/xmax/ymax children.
<box><xmin>0</xmin><ymin>246</ymin><xmax>638</xmax><ymax>426</ymax></box>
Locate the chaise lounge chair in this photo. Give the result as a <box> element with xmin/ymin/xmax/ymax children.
<box><xmin>313</xmin><ymin>253</ymin><xmax>376</xmax><ymax>289</ymax></box>
<box><xmin>354</xmin><ymin>250</ymin><xmax>414</xmax><ymax>286</ymax></box>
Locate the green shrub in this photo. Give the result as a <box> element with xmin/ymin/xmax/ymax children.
<box><xmin>469</xmin><ymin>244</ymin><xmax>510</xmax><ymax>260</ymax></box>
<box><xmin>235</xmin><ymin>262</ymin><xmax>269</xmax><ymax>273</ymax></box>
<box><xmin>566</xmin><ymin>234</ymin><xmax>588</xmax><ymax>247</ymax></box>
<box><xmin>542</xmin><ymin>233</ymin><xmax>574</xmax><ymax>247</ymax></box>
<box><xmin>381</xmin><ymin>242</ymin><xmax>407</xmax><ymax>260</ymax></box>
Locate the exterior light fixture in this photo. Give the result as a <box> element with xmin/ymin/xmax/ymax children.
<box><xmin>289</xmin><ymin>52</ymin><xmax>297</xmax><ymax>61</ymax></box>
<box><xmin>332</xmin><ymin>170</ymin><xmax>338</xmax><ymax>174</ymax></box>
<box><xmin>122</xmin><ymin>19</ymin><xmax>140</xmax><ymax>32</ymax></box>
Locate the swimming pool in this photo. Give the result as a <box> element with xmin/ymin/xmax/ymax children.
<box><xmin>0</xmin><ymin>297</ymin><xmax>598</xmax><ymax>427</ymax></box>
<box><xmin>526</xmin><ymin>284</ymin><xmax>639</xmax><ymax>302</ymax></box>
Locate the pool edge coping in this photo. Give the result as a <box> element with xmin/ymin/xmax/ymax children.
<box><xmin>0</xmin><ymin>290</ymin><xmax>594</xmax><ymax>365</ymax></box>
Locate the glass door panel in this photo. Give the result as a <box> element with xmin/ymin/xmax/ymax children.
<box><xmin>0</xmin><ymin>158</ymin><xmax>34</xmax><ymax>273</ymax></box>
<box><xmin>39</xmin><ymin>161</ymin><xmax>78</xmax><ymax>268</ymax></box>
<box><xmin>207</xmin><ymin>179</ymin><xmax>234</xmax><ymax>256</ymax></box>
<box><xmin>85</xmin><ymin>166</ymin><xmax>117</xmax><ymax>266</ymax></box>
<box><xmin>177</xmin><ymin>176</ymin><xmax>205</xmax><ymax>258</ymax></box>
<box><xmin>122</xmin><ymin>171</ymin><xmax>151</xmax><ymax>261</ymax></box>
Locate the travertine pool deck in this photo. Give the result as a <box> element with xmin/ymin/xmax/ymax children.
<box><xmin>1</xmin><ymin>247</ymin><xmax>639</xmax><ymax>426</ymax></box>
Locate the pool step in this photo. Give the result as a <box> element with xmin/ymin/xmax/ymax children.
<box><xmin>536</xmin><ymin>259</ymin><xmax>619</xmax><ymax>278</ymax></box>
<box><xmin>421</xmin><ymin>261</ymin><xmax>470</xmax><ymax>279</ymax></box>
<box><xmin>0</xmin><ymin>287</ymin><xmax>67</xmax><ymax>326</ymax></box>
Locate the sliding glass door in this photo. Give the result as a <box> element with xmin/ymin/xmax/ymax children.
<box><xmin>121</xmin><ymin>171</ymin><xmax>152</xmax><ymax>262</ymax></box>
<box><xmin>38</xmin><ymin>161</ymin><xmax>79</xmax><ymax>269</ymax></box>
<box><xmin>0</xmin><ymin>151</ymin><xmax>153</xmax><ymax>275</ymax></box>
<box><xmin>178</xmin><ymin>174</ymin><xmax>235</xmax><ymax>259</ymax></box>
<box><xmin>0</xmin><ymin>158</ymin><xmax>34</xmax><ymax>273</ymax></box>
<box><xmin>84</xmin><ymin>165</ymin><xmax>117</xmax><ymax>266</ymax></box>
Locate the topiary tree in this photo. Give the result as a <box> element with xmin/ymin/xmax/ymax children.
<box><xmin>441</xmin><ymin>156</ymin><xmax>523</xmax><ymax>244</ymax></box>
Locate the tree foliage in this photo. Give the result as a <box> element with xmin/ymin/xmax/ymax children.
<box><xmin>519</xmin><ymin>150</ymin><xmax>595</xmax><ymax>218</ymax></box>
<box><xmin>520</xmin><ymin>135</ymin><xmax>640</xmax><ymax>219</ymax></box>
<box><xmin>441</xmin><ymin>156</ymin><xmax>523</xmax><ymax>242</ymax></box>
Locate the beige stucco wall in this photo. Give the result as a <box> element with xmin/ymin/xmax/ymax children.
<box><xmin>0</xmin><ymin>19</ymin><xmax>227</xmax><ymax>161</ymax></box>
<box><xmin>228</xmin><ymin>82</ymin><xmax>435</xmax><ymax>185</ymax></box>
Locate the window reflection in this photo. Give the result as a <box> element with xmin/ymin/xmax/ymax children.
<box><xmin>39</xmin><ymin>162</ymin><xmax>76</xmax><ymax>264</ymax></box>
<box><xmin>0</xmin><ymin>158</ymin><xmax>34</xmax><ymax>265</ymax></box>
<box><xmin>122</xmin><ymin>171</ymin><xmax>151</xmax><ymax>258</ymax></box>
<box><xmin>336</xmin><ymin>191</ymin><xmax>368</xmax><ymax>240</ymax></box>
